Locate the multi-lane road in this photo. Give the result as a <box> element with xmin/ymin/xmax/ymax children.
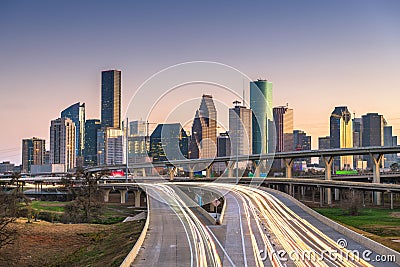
<box><xmin>133</xmin><ymin>182</ymin><xmax>398</xmax><ymax>267</ymax></box>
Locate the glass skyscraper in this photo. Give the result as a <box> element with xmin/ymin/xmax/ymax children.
<box><xmin>61</xmin><ymin>102</ymin><xmax>85</xmax><ymax>157</ymax></box>
<box><xmin>250</xmin><ymin>80</ymin><xmax>273</xmax><ymax>155</ymax></box>
<box><xmin>84</xmin><ymin>119</ymin><xmax>101</xmax><ymax>166</ymax></box>
<box><xmin>22</xmin><ymin>137</ymin><xmax>45</xmax><ymax>173</ymax></box>
<box><xmin>101</xmin><ymin>70</ymin><xmax>121</xmax><ymax>129</ymax></box>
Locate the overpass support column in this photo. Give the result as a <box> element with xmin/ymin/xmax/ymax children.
<box><xmin>142</xmin><ymin>168</ymin><xmax>146</xmax><ymax>177</ymax></box>
<box><xmin>189</xmin><ymin>167</ymin><xmax>194</xmax><ymax>179</ymax></box>
<box><xmin>120</xmin><ymin>190</ymin><xmax>127</xmax><ymax>204</ymax></box>
<box><xmin>103</xmin><ymin>189</ymin><xmax>110</xmax><ymax>203</ymax></box>
<box><xmin>390</xmin><ymin>192</ymin><xmax>394</xmax><ymax>210</ymax></box>
<box><xmin>225</xmin><ymin>162</ymin><xmax>234</xmax><ymax>178</ymax></box>
<box><xmin>283</xmin><ymin>158</ymin><xmax>295</xmax><ymax>178</ymax></box>
<box><xmin>252</xmin><ymin>160</ymin><xmax>261</xmax><ymax>178</ymax></box>
<box><xmin>168</xmin><ymin>167</ymin><xmax>176</xmax><ymax>181</ymax></box>
<box><xmin>134</xmin><ymin>191</ymin><xmax>142</xmax><ymax>207</ymax></box>
<box><xmin>133</xmin><ymin>169</ymin><xmax>138</xmax><ymax>176</ymax></box>
<box><xmin>206</xmin><ymin>164</ymin><xmax>213</xmax><ymax>178</ymax></box>
<box><xmin>370</xmin><ymin>153</ymin><xmax>383</xmax><ymax>205</ymax></box>
<box><xmin>322</xmin><ymin>155</ymin><xmax>334</xmax><ymax>205</ymax></box>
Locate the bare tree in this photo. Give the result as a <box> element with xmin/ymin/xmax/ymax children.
<box><xmin>0</xmin><ymin>190</ymin><xmax>27</xmax><ymax>249</ymax></box>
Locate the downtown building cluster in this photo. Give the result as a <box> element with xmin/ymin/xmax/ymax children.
<box><xmin>8</xmin><ymin>71</ymin><xmax>398</xmax><ymax>175</ymax></box>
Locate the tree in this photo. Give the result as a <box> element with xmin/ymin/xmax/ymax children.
<box><xmin>0</xmin><ymin>190</ymin><xmax>28</xmax><ymax>250</ymax></box>
<box><xmin>62</xmin><ymin>171</ymin><xmax>107</xmax><ymax>223</ymax></box>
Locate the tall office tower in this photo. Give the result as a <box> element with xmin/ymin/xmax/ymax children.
<box><xmin>97</xmin><ymin>128</ymin><xmax>124</xmax><ymax>165</ymax></box>
<box><xmin>101</xmin><ymin>70</ymin><xmax>121</xmax><ymax>129</ymax></box>
<box><xmin>352</xmin><ymin>117</ymin><xmax>363</xmax><ymax>168</ymax></box>
<box><xmin>149</xmin><ymin>123</ymin><xmax>189</xmax><ymax>162</ymax></box>
<box><xmin>130</xmin><ymin>120</ymin><xmax>147</xmax><ymax>136</ymax></box>
<box><xmin>50</xmin><ymin>118</ymin><xmax>76</xmax><ymax>172</ymax></box>
<box><xmin>22</xmin><ymin>137</ymin><xmax>45</xmax><ymax>173</ymax></box>
<box><xmin>250</xmin><ymin>79</ymin><xmax>273</xmax><ymax>155</ymax></box>
<box><xmin>61</xmin><ymin>102</ymin><xmax>85</xmax><ymax>157</ymax></box>
<box><xmin>384</xmin><ymin>125</ymin><xmax>397</xmax><ymax>168</ymax></box>
<box><xmin>83</xmin><ymin>119</ymin><xmax>101</xmax><ymax>166</ymax></box>
<box><xmin>188</xmin><ymin>95</ymin><xmax>217</xmax><ymax>159</ymax></box>
<box><xmin>330</xmin><ymin>106</ymin><xmax>353</xmax><ymax>170</ymax></box>
<box><xmin>362</xmin><ymin>113</ymin><xmax>386</xmax><ymax>168</ymax></box>
<box><xmin>273</xmin><ymin>106</ymin><xmax>294</xmax><ymax>152</ymax></box>
<box><xmin>128</xmin><ymin>120</ymin><xmax>149</xmax><ymax>164</ymax></box>
<box><xmin>229</xmin><ymin>101</ymin><xmax>252</xmax><ymax>156</ymax></box>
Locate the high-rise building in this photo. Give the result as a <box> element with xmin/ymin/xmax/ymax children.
<box><xmin>96</xmin><ymin>128</ymin><xmax>124</xmax><ymax>165</ymax></box>
<box><xmin>128</xmin><ymin>120</ymin><xmax>149</xmax><ymax>164</ymax></box>
<box><xmin>0</xmin><ymin>161</ymin><xmax>15</xmax><ymax>174</ymax></box>
<box><xmin>149</xmin><ymin>123</ymin><xmax>189</xmax><ymax>162</ymax></box>
<box><xmin>330</xmin><ymin>106</ymin><xmax>353</xmax><ymax>170</ymax></box>
<box><xmin>250</xmin><ymin>79</ymin><xmax>273</xmax><ymax>155</ymax></box>
<box><xmin>22</xmin><ymin>137</ymin><xmax>46</xmax><ymax>173</ymax></box>
<box><xmin>61</xmin><ymin>102</ymin><xmax>85</xmax><ymax>157</ymax></box>
<box><xmin>273</xmin><ymin>106</ymin><xmax>294</xmax><ymax>152</ymax></box>
<box><xmin>130</xmin><ymin>120</ymin><xmax>147</xmax><ymax>136</ymax></box>
<box><xmin>362</xmin><ymin>113</ymin><xmax>386</xmax><ymax>168</ymax></box>
<box><xmin>352</xmin><ymin>117</ymin><xmax>363</xmax><ymax>167</ymax></box>
<box><xmin>318</xmin><ymin>136</ymin><xmax>331</xmax><ymax>150</ymax></box>
<box><xmin>384</xmin><ymin>125</ymin><xmax>397</xmax><ymax>168</ymax></box>
<box><xmin>217</xmin><ymin>132</ymin><xmax>231</xmax><ymax>157</ymax></box>
<box><xmin>188</xmin><ymin>95</ymin><xmax>217</xmax><ymax>159</ymax></box>
<box><xmin>50</xmin><ymin>118</ymin><xmax>75</xmax><ymax>172</ymax></box>
<box><xmin>101</xmin><ymin>70</ymin><xmax>121</xmax><ymax>129</ymax></box>
<box><xmin>229</xmin><ymin>101</ymin><xmax>252</xmax><ymax>156</ymax></box>
<box><xmin>293</xmin><ymin>130</ymin><xmax>311</xmax><ymax>151</ymax></box>
<box><xmin>84</xmin><ymin>119</ymin><xmax>101</xmax><ymax>166</ymax></box>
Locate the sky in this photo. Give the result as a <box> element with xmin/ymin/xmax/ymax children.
<box><xmin>1</xmin><ymin>0</ymin><xmax>400</xmax><ymax>165</ymax></box>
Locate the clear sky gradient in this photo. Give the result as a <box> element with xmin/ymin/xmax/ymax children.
<box><xmin>1</xmin><ymin>0</ymin><xmax>399</xmax><ymax>164</ymax></box>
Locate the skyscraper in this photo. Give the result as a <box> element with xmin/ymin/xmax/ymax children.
<box><xmin>250</xmin><ymin>79</ymin><xmax>273</xmax><ymax>155</ymax></box>
<box><xmin>61</xmin><ymin>102</ymin><xmax>85</xmax><ymax>157</ymax></box>
<box><xmin>128</xmin><ymin>120</ymin><xmax>149</xmax><ymax>164</ymax></box>
<box><xmin>362</xmin><ymin>113</ymin><xmax>386</xmax><ymax>168</ymax></box>
<box><xmin>318</xmin><ymin>136</ymin><xmax>331</xmax><ymax>150</ymax></box>
<box><xmin>352</xmin><ymin>117</ymin><xmax>363</xmax><ymax>167</ymax></box>
<box><xmin>149</xmin><ymin>123</ymin><xmax>189</xmax><ymax>162</ymax></box>
<box><xmin>384</xmin><ymin>125</ymin><xmax>397</xmax><ymax>168</ymax></box>
<box><xmin>273</xmin><ymin>106</ymin><xmax>294</xmax><ymax>152</ymax></box>
<box><xmin>22</xmin><ymin>137</ymin><xmax>45</xmax><ymax>173</ymax></box>
<box><xmin>101</xmin><ymin>70</ymin><xmax>121</xmax><ymax>129</ymax></box>
<box><xmin>83</xmin><ymin>119</ymin><xmax>101</xmax><ymax>166</ymax></box>
<box><xmin>50</xmin><ymin>118</ymin><xmax>75</xmax><ymax>172</ymax></box>
<box><xmin>330</xmin><ymin>106</ymin><xmax>353</xmax><ymax>170</ymax></box>
<box><xmin>229</xmin><ymin>101</ymin><xmax>252</xmax><ymax>156</ymax></box>
<box><xmin>293</xmin><ymin>130</ymin><xmax>311</xmax><ymax>164</ymax></box>
<box><xmin>188</xmin><ymin>95</ymin><xmax>217</xmax><ymax>159</ymax></box>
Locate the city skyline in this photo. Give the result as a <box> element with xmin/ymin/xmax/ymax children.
<box><xmin>1</xmin><ymin>1</ymin><xmax>400</xmax><ymax>164</ymax></box>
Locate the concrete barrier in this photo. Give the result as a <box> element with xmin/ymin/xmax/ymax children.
<box><xmin>216</xmin><ymin>195</ymin><xmax>227</xmax><ymax>225</ymax></box>
<box><xmin>120</xmin><ymin>191</ymin><xmax>150</xmax><ymax>267</ymax></box>
<box><xmin>262</xmin><ymin>186</ymin><xmax>400</xmax><ymax>265</ymax></box>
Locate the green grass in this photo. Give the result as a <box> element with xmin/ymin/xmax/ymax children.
<box><xmin>314</xmin><ymin>208</ymin><xmax>400</xmax><ymax>228</ymax></box>
<box><xmin>31</xmin><ymin>201</ymin><xmax>65</xmax><ymax>213</ymax></box>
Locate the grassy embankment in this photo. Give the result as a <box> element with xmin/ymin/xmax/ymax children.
<box><xmin>315</xmin><ymin>207</ymin><xmax>400</xmax><ymax>252</ymax></box>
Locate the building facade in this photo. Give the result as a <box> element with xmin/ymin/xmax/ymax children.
<box><xmin>229</xmin><ymin>101</ymin><xmax>252</xmax><ymax>156</ymax></box>
<box><xmin>149</xmin><ymin>123</ymin><xmax>189</xmax><ymax>162</ymax></box>
<box><xmin>101</xmin><ymin>70</ymin><xmax>121</xmax><ymax>129</ymax></box>
<box><xmin>84</xmin><ymin>119</ymin><xmax>101</xmax><ymax>166</ymax></box>
<box><xmin>250</xmin><ymin>79</ymin><xmax>273</xmax><ymax>155</ymax></box>
<box><xmin>61</xmin><ymin>102</ymin><xmax>85</xmax><ymax>157</ymax></box>
<box><xmin>22</xmin><ymin>137</ymin><xmax>46</xmax><ymax>173</ymax></box>
<box><xmin>188</xmin><ymin>95</ymin><xmax>217</xmax><ymax>159</ymax></box>
<box><xmin>273</xmin><ymin>106</ymin><xmax>294</xmax><ymax>152</ymax></box>
<box><xmin>330</xmin><ymin>106</ymin><xmax>353</xmax><ymax>170</ymax></box>
<box><xmin>50</xmin><ymin>118</ymin><xmax>76</xmax><ymax>172</ymax></box>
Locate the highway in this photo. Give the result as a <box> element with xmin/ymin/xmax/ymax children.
<box><xmin>132</xmin><ymin>182</ymin><xmax>398</xmax><ymax>266</ymax></box>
